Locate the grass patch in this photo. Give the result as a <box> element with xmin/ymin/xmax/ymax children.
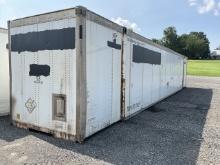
<box><xmin>187</xmin><ymin>60</ymin><xmax>220</xmax><ymax>77</ymax></box>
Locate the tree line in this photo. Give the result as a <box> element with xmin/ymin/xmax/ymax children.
<box><xmin>152</xmin><ymin>27</ymin><xmax>210</xmax><ymax>59</ymax></box>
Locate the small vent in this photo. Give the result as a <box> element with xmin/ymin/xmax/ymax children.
<box><xmin>17</xmin><ymin>114</ymin><xmax>20</xmax><ymax>120</ymax></box>
<box><xmin>52</xmin><ymin>94</ymin><xmax>66</xmax><ymax>121</ymax></box>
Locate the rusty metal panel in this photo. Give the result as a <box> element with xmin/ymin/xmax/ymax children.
<box><xmin>0</xmin><ymin>29</ymin><xmax>9</xmax><ymax>116</ymax></box>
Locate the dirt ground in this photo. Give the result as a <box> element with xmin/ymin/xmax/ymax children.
<box><xmin>0</xmin><ymin>76</ymin><xmax>220</xmax><ymax>165</ymax></box>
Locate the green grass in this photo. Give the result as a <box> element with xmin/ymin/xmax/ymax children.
<box><xmin>187</xmin><ymin>60</ymin><xmax>220</xmax><ymax>77</ymax></box>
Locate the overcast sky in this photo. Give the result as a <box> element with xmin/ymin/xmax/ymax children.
<box><xmin>0</xmin><ymin>0</ymin><xmax>219</xmax><ymax>50</ymax></box>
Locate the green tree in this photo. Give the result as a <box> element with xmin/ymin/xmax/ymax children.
<box><xmin>152</xmin><ymin>26</ymin><xmax>211</xmax><ymax>59</ymax></box>
<box><xmin>152</xmin><ymin>38</ymin><xmax>163</xmax><ymax>45</ymax></box>
<box><xmin>161</xmin><ymin>27</ymin><xmax>180</xmax><ymax>51</ymax></box>
<box><xmin>178</xmin><ymin>34</ymin><xmax>188</xmax><ymax>55</ymax></box>
<box><xmin>185</xmin><ymin>34</ymin><xmax>208</xmax><ymax>59</ymax></box>
<box><xmin>189</xmin><ymin>32</ymin><xmax>210</xmax><ymax>59</ymax></box>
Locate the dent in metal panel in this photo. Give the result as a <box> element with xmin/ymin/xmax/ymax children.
<box><xmin>11</xmin><ymin>28</ymin><xmax>75</xmax><ymax>53</ymax></box>
<box><xmin>133</xmin><ymin>45</ymin><xmax>161</xmax><ymax>65</ymax></box>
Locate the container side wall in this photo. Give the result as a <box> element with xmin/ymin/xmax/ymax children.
<box><xmin>124</xmin><ymin>35</ymin><xmax>185</xmax><ymax>118</ymax></box>
<box><xmin>10</xmin><ymin>18</ymin><xmax>77</xmax><ymax>135</ymax></box>
<box><xmin>85</xmin><ymin>20</ymin><xmax>122</xmax><ymax>137</ymax></box>
<box><xmin>0</xmin><ymin>31</ymin><xmax>9</xmax><ymax>116</ymax></box>
<box><xmin>124</xmin><ymin>36</ymin><xmax>161</xmax><ymax>116</ymax></box>
<box><xmin>183</xmin><ymin>58</ymin><xmax>187</xmax><ymax>87</ymax></box>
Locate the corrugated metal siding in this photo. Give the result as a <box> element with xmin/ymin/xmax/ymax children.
<box><xmin>0</xmin><ymin>31</ymin><xmax>9</xmax><ymax>116</ymax></box>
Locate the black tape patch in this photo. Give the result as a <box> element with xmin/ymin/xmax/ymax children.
<box><xmin>107</xmin><ymin>39</ymin><xmax>121</xmax><ymax>50</ymax></box>
<box><xmin>29</xmin><ymin>64</ymin><xmax>50</xmax><ymax>77</ymax></box>
<box><xmin>133</xmin><ymin>45</ymin><xmax>161</xmax><ymax>65</ymax></box>
<box><xmin>11</xmin><ymin>28</ymin><xmax>75</xmax><ymax>53</ymax></box>
<box><xmin>79</xmin><ymin>25</ymin><xmax>83</xmax><ymax>39</ymax></box>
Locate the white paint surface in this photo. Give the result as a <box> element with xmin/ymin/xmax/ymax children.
<box><xmin>85</xmin><ymin>20</ymin><xmax>121</xmax><ymax>137</ymax></box>
<box><xmin>0</xmin><ymin>31</ymin><xmax>9</xmax><ymax>116</ymax></box>
<box><xmin>123</xmin><ymin>35</ymin><xmax>186</xmax><ymax>118</ymax></box>
<box><xmin>11</xmin><ymin>18</ymin><xmax>77</xmax><ymax>135</ymax></box>
<box><xmin>10</xmin><ymin>9</ymin><xmax>186</xmax><ymax>140</ymax></box>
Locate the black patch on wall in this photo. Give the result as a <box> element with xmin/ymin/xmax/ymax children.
<box><xmin>29</xmin><ymin>64</ymin><xmax>50</xmax><ymax>77</ymax></box>
<box><xmin>79</xmin><ymin>25</ymin><xmax>83</xmax><ymax>39</ymax></box>
<box><xmin>133</xmin><ymin>45</ymin><xmax>161</xmax><ymax>65</ymax></box>
<box><xmin>11</xmin><ymin>28</ymin><xmax>75</xmax><ymax>53</ymax></box>
<box><xmin>107</xmin><ymin>39</ymin><xmax>121</xmax><ymax>50</ymax></box>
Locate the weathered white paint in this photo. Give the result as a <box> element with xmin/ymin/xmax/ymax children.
<box><xmin>0</xmin><ymin>29</ymin><xmax>9</xmax><ymax>116</ymax></box>
<box><xmin>85</xmin><ymin>20</ymin><xmax>121</xmax><ymax>137</ymax></box>
<box><xmin>183</xmin><ymin>58</ymin><xmax>187</xmax><ymax>87</ymax></box>
<box><xmin>123</xmin><ymin>35</ymin><xmax>186</xmax><ymax>118</ymax></box>
<box><xmin>11</xmin><ymin>18</ymin><xmax>77</xmax><ymax>135</ymax></box>
<box><xmin>10</xmin><ymin>7</ymin><xmax>187</xmax><ymax>141</ymax></box>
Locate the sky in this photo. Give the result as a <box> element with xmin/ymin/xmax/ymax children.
<box><xmin>0</xmin><ymin>0</ymin><xmax>219</xmax><ymax>50</ymax></box>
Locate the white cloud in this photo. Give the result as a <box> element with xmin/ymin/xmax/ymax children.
<box><xmin>0</xmin><ymin>0</ymin><xmax>6</xmax><ymax>5</ymax></box>
<box><xmin>198</xmin><ymin>0</ymin><xmax>216</xmax><ymax>14</ymax></box>
<box><xmin>187</xmin><ymin>0</ymin><xmax>220</xmax><ymax>16</ymax></box>
<box><xmin>188</xmin><ymin>0</ymin><xmax>198</xmax><ymax>6</ymax></box>
<box><xmin>214</xmin><ymin>9</ymin><xmax>220</xmax><ymax>15</ymax></box>
<box><xmin>111</xmin><ymin>17</ymin><xmax>141</xmax><ymax>32</ymax></box>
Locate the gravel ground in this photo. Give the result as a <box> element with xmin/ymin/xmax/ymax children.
<box><xmin>0</xmin><ymin>76</ymin><xmax>220</xmax><ymax>165</ymax></box>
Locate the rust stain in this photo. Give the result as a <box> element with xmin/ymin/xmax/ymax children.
<box><xmin>13</xmin><ymin>121</ymin><xmax>76</xmax><ymax>141</ymax></box>
<box><xmin>120</xmin><ymin>32</ymin><xmax>126</xmax><ymax>120</ymax></box>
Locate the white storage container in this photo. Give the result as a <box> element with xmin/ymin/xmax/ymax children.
<box><xmin>122</xmin><ymin>31</ymin><xmax>187</xmax><ymax>118</ymax></box>
<box><xmin>8</xmin><ymin>6</ymin><xmax>187</xmax><ymax>142</ymax></box>
<box><xmin>0</xmin><ymin>28</ymin><xmax>9</xmax><ymax>116</ymax></box>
